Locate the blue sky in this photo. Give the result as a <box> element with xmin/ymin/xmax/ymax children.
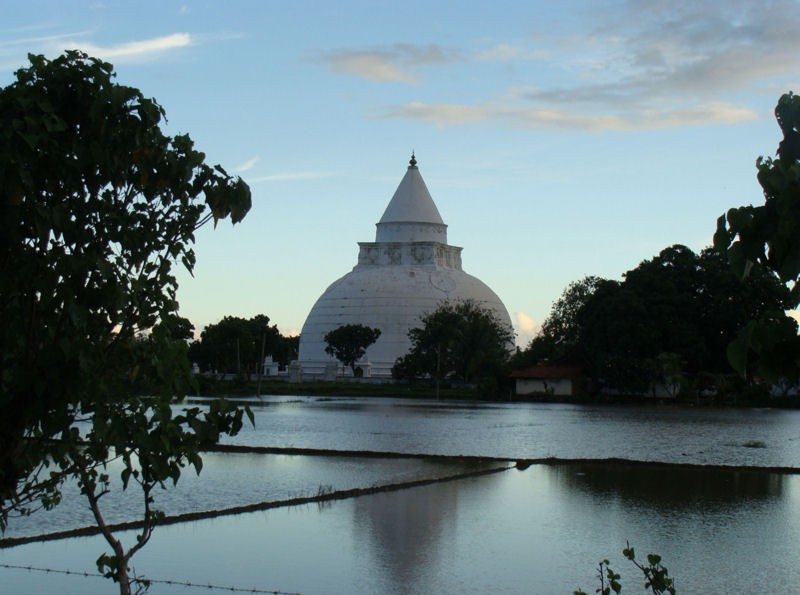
<box><xmin>3</xmin><ymin>1</ymin><xmax>799</xmax><ymax>345</ymax></box>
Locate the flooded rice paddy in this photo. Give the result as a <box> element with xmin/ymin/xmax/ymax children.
<box><xmin>3</xmin><ymin>397</ymin><xmax>800</xmax><ymax>593</ymax></box>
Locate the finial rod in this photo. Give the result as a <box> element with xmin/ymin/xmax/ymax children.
<box><xmin>409</xmin><ymin>151</ymin><xmax>417</xmax><ymax>168</ymax></box>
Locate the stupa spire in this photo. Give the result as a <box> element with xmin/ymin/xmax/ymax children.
<box><xmin>375</xmin><ymin>153</ymin><xmax>446</xmax><ymax>243</ymax></box>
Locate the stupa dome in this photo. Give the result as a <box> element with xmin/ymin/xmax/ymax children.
<box><xmin>295</xmin><ymin>154</ymin><xmax>512</xmax><ymax>379</ymax></box>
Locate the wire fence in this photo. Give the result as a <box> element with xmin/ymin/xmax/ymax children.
<box><xmin>8</xmin><ymin>446</ymin><xmax>783</xmax><ymax>592</ymax></box>
<box><xmin>0</xmin><ymin>562</ymin><xmax>302</xmax><ymax>594</ymax></box>
<box><xmin>0</xmin><ymin>450</ymin><xmax>512</xmax><ymax>592</ymax></box>
<box><xmin>0</xmin><ymin>456</ymin><xmax>512</xmax><ymax>548</ymax></box>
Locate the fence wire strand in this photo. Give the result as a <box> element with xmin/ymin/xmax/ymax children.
<box><xmin>0</xmin><ymin>449</ymin><xmax>514</xmax><ymax>592</ymax></box>
<box><xmin>0</xmin><ymin>562</ymin><xmax>302</xmax><ymax>594</ymax></box>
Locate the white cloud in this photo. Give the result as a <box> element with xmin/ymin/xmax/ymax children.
<box><xmin>65</xmin><ymin>33</ymin><xmax>191</xmax><ymax>62</ymax></box>
<box><xmin>0</xmin><ymin>22</ymin><xmax>77</xmax><ymax>37</ymax></box>
<box><xmin>315</xmin><ymin>43</ymin><xmax>462</xmax><ymax>84</ymax></box>
<box><xmin>356</xmin><ymin>3</ymin><xmax>797</xmax><ymax>132</ymax></box>
<box><xmin>501</xmin><ymin>2</ymin><xmax>795</xmax><ymax>129</ymax></box>
<box><xmin>0</xmin><ymin>27</ymin><xmax>244</xmax><ymax>71</ymax></box>
<box><xmin>514</xmin><ymin>311</ymin><xmax>539</xmax><ymax>348</ymax></box>
<box><xmin>507</xmin><ymin>101</ymin><xmax>757</xmax><ymax>131</ymax></box>
<box><xmin>0</xmin><ymin>30</ymin><xmax>94</xmax><ymax>68</ymax></box>
<box><xmin>642</xmin><ymin>102</ymin><xmax>759</xmax><ymax>127</ymax></box>
<box><xmin>534</xmin><ymin>1</ymin><xmax>800</xmax><ymax>107</ymax></box>
<box><xmin>378</xmin><ymin>99</ymin><xmax>756</xmax><ymax>132</ymax></box>
<box><xmin>499</xmin><ymin>106</ymin><xmax>629</xmax><ymax>132</ymax></box>
<box><xmin>376</xmin><ymin>101</ymin><xmax>487</xmax><ymax>127</ymax></box>
<box><xmin>324</xmin><ymin>50</ymin><xmax>418</xmax><ymax>84</ymax></box>
<box><xmin>234</xmin><ymin>156</ymin><xmax>260</xmax><ymax>173</ymax></box>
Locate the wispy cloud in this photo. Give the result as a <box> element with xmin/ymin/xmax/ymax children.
<box><xmin>516</xmin><ymin>2</ymin><xmax>800</xmax><ymax>125</ymax></box>
<box><xmin>376</xmin><ymin>102</ymin><xmax>488</xmax><ymax>127</ymax></box>
<box><xmin>324</xmin><ymin>49</ymin><xmax>417</xmax><ymax>83</ymax></box>
<box><xmin>0</xmin><ymin>22</ymin><xmax>75</xmax><ymax>37</ymax></box>
<box><xmin>0</xmin><ymin>25</ymin><xmax>243</xmax><ymax>70</ymax></box>
<box><xmin>62</xmin><ymin>32</ymin><xmax>192</xmax><ymax>62</ymax></box>
<box><xmin>359</xmin><ymin>2</ymin><xmax>799</xmax><ymax>131</ymax></box>
<box><xmin>234</xmin><ymin>156</ymin><xmax>260</xmax><ymax>173</ymax></box>
<box><xmin>314</xmin><ymin>43</ymin><xmax>462</xmax><ymax>84</ymax></box>
<box><xmin>506</xmin><ymin>100</ymin><xmax>758</xmax><ymax>131</ymax></box>
<box><xmin>377</xmin><ymin>99</ymin><xmax>757</xmax><ymax>131</ymax></box>
<box><xmin>245</xmin><ymin>171</ymin><xmax>332</xmax><ymax>184</ymax></box>
<box><xmin>475</xmin><ymin>43</ymin><xmax>549</xmax><ymax>62</ymax></box>
<box><xmin>0</xmin><ymin>29</ymin><xmax>93</xmax><ymax>69</ymax></box>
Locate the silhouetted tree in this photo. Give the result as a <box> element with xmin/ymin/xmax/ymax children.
<box><xmin>578</xmin><ymin>245</ymin><xmax>790</xmax><ymax>394</ymax></box>
<box><xmin>715</xmin><ymin>91</ymin><xmax>800</xmax><ymax>382</ymax></box>
<box><xmin>525</xmin><ymin>275</ymin><xmax>604</xmax><ymax>363</ymax></box>
<box><xmin>189</xmin><ymin>315</ymin><xmax>287</xmax><ymax>374</ymax></box>
<box><xmin>0</xmin><ymin>51</ymin><xmax>251</xmax><ymax>594</ymax></box>
<box><xmin>324</xmin><ymin>324</ymin><xmax>382</xmax><ymax>375</ymax></box>
<box><xmin>394</xmin><ymin>300</ymin><xmax>514</xmax><ymax>397</ymax></box>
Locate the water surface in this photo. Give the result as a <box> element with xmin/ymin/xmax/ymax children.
<box><xmin>215</xmin><ymin>396</ymin><xmax>800</xmax><ymax>466</ymax></box>
<box><xmin>3</xmin><ymin>463</ymin><xmax>798</xmax><ymax>594</ymax></box>
<box><xmin>3</xmin><ymin>397</ymin><xmax>800</xmax><ymax>593</ymax></box>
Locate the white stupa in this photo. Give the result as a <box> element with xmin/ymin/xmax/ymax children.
<box><xmin>295</xmin><ymin>154</ymin><xmax>512</xmax><ymax>379</ymax></box>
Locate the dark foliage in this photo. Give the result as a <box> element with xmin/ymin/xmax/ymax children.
<box><xmin>0</xmin><ymin>51</ymin><xmax>251</xmax><ymax>593</ymax></box>
<box><xmin>394</xmin><ymin>300</ymin><xmax>514</xmax><ymax>398</ymax></box>
<box><xmin>715</xmin><ymin>92</ymin><xmax>800</xmax><ymax>382</ymax></box>
<box><xmin>516</xmin><ymin>244</ymin><xmax>790</xmax><ymax>395</ymax></box>
<box><xmin>188</xmin><ymin>314</ymin><xmax>297</xmax><ymax>374</ymax></box>
<box><xmin>324</xmin><ymin>324</ymin><xmax>382</xmax><ymax>375</ymax></box>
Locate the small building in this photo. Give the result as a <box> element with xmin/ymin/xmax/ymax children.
<box><xmin>511</xmin><ymin>365</ymin><xmax>582</xmax><ymax>397</ymax></box>
<box><xmin>261</xmin><ymin>355</ymin><xmax>282</xmax><ymax>376</ymax></box>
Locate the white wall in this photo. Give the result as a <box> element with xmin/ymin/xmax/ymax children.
<box><xmin>515</xmin><ymin>378</ymin><xmax>573</xmax><ymax>396</ymax></box>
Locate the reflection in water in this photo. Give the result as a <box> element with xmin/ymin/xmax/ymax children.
<box><xmin>3</xmin><ymin>462</ymin><xmax>800</xmax><ymax>593</ymax></box>
<box><xmin>534</xmin><ymin>464</ymin><xmax>799</xmax><ymax>593</ymax></box>
<box><xmin>551</xmin><ymin>462</ymin><xmax>785</xmax><ymax>505</ymax></box>
<box><xmin>352</xmin><ymin>481</ymin><xmax>460</xmax><ymax>592</ymax></box>
<box><xmin>7</xmin><ymin>396</ymin><xmax>800</xmax><ymax>593</ymax></box>
<box><xmin>343</xmin><ymin>464</ymin><xmax>800</xmax><ymax>593</ymax></box>
<box><xmin>204</xmin><ymin>396</ymin><xmax>800</xmax><ymax>467</ymax></box>
<box><xmin>2</xmin><ymin>453</ymin><xmax>485</xmax><ymax>539</ymax></box>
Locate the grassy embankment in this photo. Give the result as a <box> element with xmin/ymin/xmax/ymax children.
<box><xmin>192</xmin><ymin>376</ymin><xmax>480</xmax><ymax>400</ymax></box>
<box><xmin>191</xmin><ymin>375</ymin><xmax>799</xmax><ymax>407</ymax></box>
